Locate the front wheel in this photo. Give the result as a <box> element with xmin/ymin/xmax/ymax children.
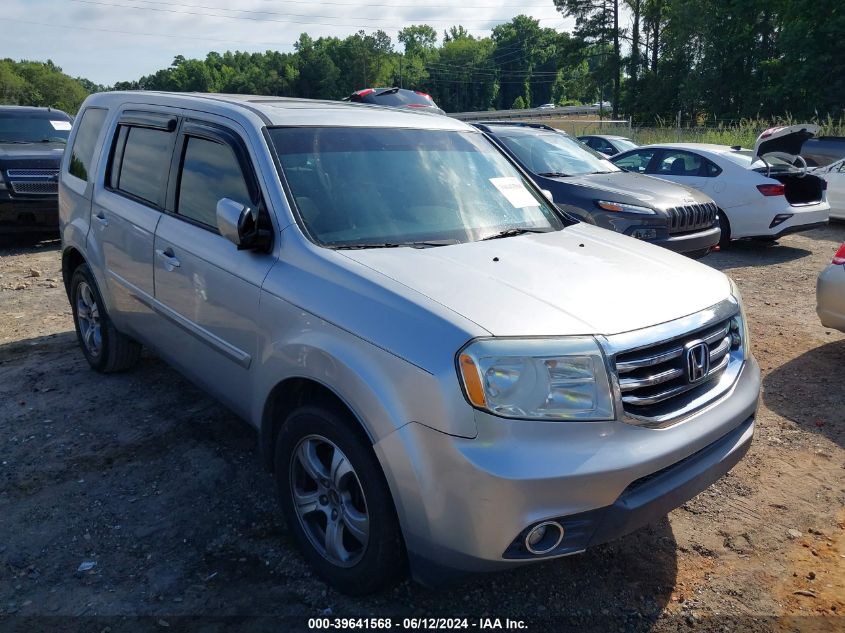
<box><xmin>717</xmin><ymin>210</ymin><xmax>732</xmax><ymax>249</ymax></box>
<box><xmin>275</xmin><ymin>405</ymin><xmax>406</xmax><ymax>595</ymax></box>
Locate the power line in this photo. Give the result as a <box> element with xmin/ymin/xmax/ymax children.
<box><xmin>122</xmin><ymin>0</ymin><xmax>562</xmax><ymax>23</ymax></box>
<box><xmin>69</xmin><ymin>0</ymin><xmax>560</xmax><ymax>29</ymax></box>
<box><xmin>2</xmin><ymin>16</ymin><xmax>293</xmax><ymax>47</ymax></box>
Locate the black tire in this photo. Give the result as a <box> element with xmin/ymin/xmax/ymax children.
<box><xmin>717</xmin><ymin>210</ymin><xmax>732</xmax><ymax>249</ymax></box>
<box><xmin>70</xmin><ymin>263</ymin><xmax>141</xmax><ymax>373</ymax></box>
<box><xmin>275</xmin><ymin>404</ymin><xmax>406</xmax><ymax>595</ymax></box>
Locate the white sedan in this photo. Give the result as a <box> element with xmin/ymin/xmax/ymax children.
<box><xmin>813</xmin><ymin>158</ymin><xmax>845</xmax><ymax>220</ymax></box>
<box><xmin>611</xmin><ymin>125</ymin><xmax>830</xmax><ymax>246</ymax></box>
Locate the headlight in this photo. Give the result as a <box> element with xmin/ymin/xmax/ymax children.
<box><xmin>457</xmin><ymin>337</ymin><xmax>614</xmax><ymax>420</ymax></box>
<box><xmin>729</xmin><ymin>278</ymin><xmax>750</xmax><ymax>356</ymax></box>
<box><xmin>595</xmin><ymin>200</ymin><xmax>656</xmax><ymax>215</ymax></box>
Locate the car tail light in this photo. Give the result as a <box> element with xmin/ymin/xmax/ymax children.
<box><xmin>356</xmin><ymin>88</ymin><xmax>374</xmax><ymax>97</ymax></box>
<box><xmin>833</xmin><ymin>242</ymin><xmax>845</xmax><ymax>265</ymax></box>
<box><xmin>414</xmin><ymin>90</ymin><xmax>433</xmax><ymax>101</ymax></box>
<box><xmin>757</xmin><ymin>183</ymin><xmax>785</xmax><ymax>196</ymax></box>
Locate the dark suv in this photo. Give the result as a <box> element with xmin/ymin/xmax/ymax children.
<box><xmin>0</xmin><ymin>106</ymin><xmax>73</xmax><ymax>238</ymax></box>
<box><xmin>475</xmin><ymin>122</ymin><xmax>721</xmax><ymax>257</ymax></box>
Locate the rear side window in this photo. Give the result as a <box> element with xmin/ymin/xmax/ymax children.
<box><xmin>67</xmin><ymin>107</ymin><xmax>107</xmax><ymax>182</ymax></box>
<box><xmin>176</xmin><ymin>136</ymin><xmax>251</xmax><ymax>228</ymax></box>
<box><xmin>112</xmin><ymin>126</ymin><xmax>173</xmax><ymax>205</ymax></box>
<box><xmin>655</xmin><ymin>150</ymin><xmax>702</xmax><ymax>176</ymax></box>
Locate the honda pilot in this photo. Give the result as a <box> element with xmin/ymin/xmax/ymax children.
<box><xmin>60</xmin><ymin>92</ymin><xmax>760</xmax><ymax>595</ymax></box>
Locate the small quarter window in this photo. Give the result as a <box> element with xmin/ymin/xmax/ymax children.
<box><xmin>67</xmin><ymin>108</ymin><xmax>107</xmax><ymax>182</ymax></box>
<box><xmin>176</xmin><ymin>136</ymin><xmax>252</xmax><ymax>228</ymax></box>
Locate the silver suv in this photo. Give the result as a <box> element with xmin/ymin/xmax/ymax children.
<box><xmin>59</xmin><ymin>92</ymin><xmax>761</xmax><ymax>595</ymax></box>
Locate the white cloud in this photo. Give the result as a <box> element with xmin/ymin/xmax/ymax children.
<box><xmin>4</xmin><ymin>0</ymin><xmax>573</xmax><ymax>85</ymax></box>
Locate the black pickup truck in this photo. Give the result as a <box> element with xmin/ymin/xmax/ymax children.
<box><xmin>0</xmin><ymin>106</ymin><xmax>73</xmax><ymax>238</ymax></box>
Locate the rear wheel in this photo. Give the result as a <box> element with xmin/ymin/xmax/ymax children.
<box><xmin>275</xmin><ymin>405</ymin><xmax>405</xmax><ymax>595</ymax></box>
<box><xmin>70</xmin><ymin>263</ymin><xmax>141</xmax><ymax>372</ymax></box>
<box><xmin>717</xmin><ymin>210</ymin><xmax>732</xmax><ymax>249</ymax></box>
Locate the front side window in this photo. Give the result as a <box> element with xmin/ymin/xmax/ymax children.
<box><xmin>67</xmin><ymin>107</ymin><xmax>107</xmax><ymax>182</ymax></box>
<box><xmin>113</xmin><ymin>126</ymin><xmax>173</xmax><ymax>205</ymax></box>
<box><xmin>269</xmin><ymin>127</ymin><xmax>564</xmax><ymax>248</ymax></box>
<box><xmin>613</xmin><ymin>150</ymin><xmax>655</xmax><ymax>173</ymax></box>
<box><xmin>177</xmin><ymin>136</ymin><xmax>252</xmax><ymax>228</ymax></box>
<box><xmin>655</xmin><ymin>150</ymin><xmax>702</xmax><ymax>176</ymax></box>
<box><xmin>494</xmin><ymin>129</ymin><xmax>619</xmax><ymax>176</ymax></box>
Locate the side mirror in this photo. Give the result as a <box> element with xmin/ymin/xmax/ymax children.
<box><xmin>216</xmin><ymin>198</ymin><xmax>272</xmax><ymax>251</ymax></box>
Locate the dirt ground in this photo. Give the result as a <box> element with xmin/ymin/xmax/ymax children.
<box><xmin>1</xmin><ymin>225</ymin><xmax>844</xmax><ymax>632</ymax></box>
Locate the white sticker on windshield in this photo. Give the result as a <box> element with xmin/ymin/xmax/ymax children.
<box><xmin>489</xmin><ymin>176</ymin><xmax>538</xmax><ymax>208</ymax></box>
<box><xmin>50</xmin><ymin>120</ymin><xmax>72</xmax><ymax>131</ymax></box>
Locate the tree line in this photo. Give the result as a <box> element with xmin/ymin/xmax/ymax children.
<box><xmin>1</xmin><ymin>0</ymin><xmax>843</xmax><ymax>122</ymax></box>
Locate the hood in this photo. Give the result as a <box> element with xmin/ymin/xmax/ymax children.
<box><xmin>339</xmin><ymin>223</ymin><xmax>731</xmax><ymax>337</ymax></box>
<box><xmin>0</xmin><ymin>143</ymin><xmax>65</xmax><ymax>168</ymax></box>
<box><xmin>754</xmin><ymin>124</ymin><xmax>819</xmax><ymax>161</ymax></box>
<box><xmin>544</xmin><ymin>170</ymin><xmax>713</xmax><ymax>209</ymax></box>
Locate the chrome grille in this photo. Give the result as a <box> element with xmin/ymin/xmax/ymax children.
<box><xmin>666</xmin><ymin>202</ymin><xmax>718</xmax><ymax>234</ymax></box>
<box><xmin>612</xmin><ymin>313</ymin><xmax>743</xmax><ymax>424</ymax></box>
<box><xmin>6</xmin><ymin>169</ymin><xmax>59</xmax><ymax>179</ymax></box>
<box><xmin>10</xmin><ymin>181</ymin><xmax>58</xmax><ymax>194</ymax></box>
<box><xmin>6</xmin><ymin>169</ymin><xmax>59</xmax><ymax>196</ymax></box>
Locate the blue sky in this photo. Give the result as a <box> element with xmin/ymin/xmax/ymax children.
<box><xmin>5</xmin><ymin>0</ymin><xmax>574</xmax><ymax>85</ymax></box>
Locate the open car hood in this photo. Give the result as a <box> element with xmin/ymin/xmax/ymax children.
<box><xmin>754</xmin><ymin>124</ymin><xmax>819</xmax><ymax>161</ymax></box>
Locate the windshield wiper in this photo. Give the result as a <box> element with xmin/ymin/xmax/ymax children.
<box><xmin>0</xmin><ymin>140</ymin><xmax>30</xmax><ymax>144</ymax></box>
<box><xmin>537</xmin><ymin>171</ymin><xmax>571</xmax><ymax>178</ymax></box>
<box><xmin>333</xmin><ymin>239</ymin><xmax>459</xmax><ymax>250</ymax></box>
<box><xmin>481</xmin><ymin>227</ymin><xmax>554</xmax><ymax>241</ymax></box>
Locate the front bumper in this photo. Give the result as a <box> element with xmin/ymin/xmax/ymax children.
<box><xmin>375</xmin><ymin>355</ymin><xmax>760</xmax><ymax>583</ymax></box>
<box><xmin>653</xmin><ymin>225</ymin><xmax>721</xmax><ymax>254</ymax></box>
<box><xmin>817</xmin><ymin>263</ymin><xmax>845</xmax><ymax>332</ymax></box>
<box><xmin>0</xmin><ymin>195</ymin><xmax>59</xmax><ymax>234</ymax></box>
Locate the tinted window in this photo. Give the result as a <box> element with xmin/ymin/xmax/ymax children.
<box><xmin>270</xmin><ymin>127</ymin><xmax>563</xmax><ymax>248</ymax></box>
<box><xmin>612</xmin><ymin>149</ymin><xmax>655</xmax><ymax>173</ymax></box>
<box><xmin>702</xmin><ymin>158</ymin><xmax>722</xmax><ymax>177</ymax></box>
<box><xmin>177</xmin><ymin>137</ymin><xmax>251</xmax><ymax>228</ymax></box>
<box><xmin>116</xmin><ymin>127</ymin><xmax>172</xmax><ymax>205</ymax></box>
<box><xmin>0</xmin><ymin>110</ymin><xmax>72</xmax><ymax>144</ymax></box>
<box><xmin>67</xmin><ymin>107</ymin><xmax>107</xmax><ymax>182</ymax></box>
<box><xmin>655</xmin><ymin>150</ymin><xmax>702</xmax><ymax>176</ymax></box>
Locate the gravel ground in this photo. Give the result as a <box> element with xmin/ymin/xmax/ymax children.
<box><xmin>1</xmin><ymin>226</ymin><xmax>844</xmax><ymax>632</ymax></box>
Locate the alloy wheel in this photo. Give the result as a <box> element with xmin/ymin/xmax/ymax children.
<box><xmin>76</xmin><ymin>280</ymin><xmax>102</xmax><ymax>358</ymax></box>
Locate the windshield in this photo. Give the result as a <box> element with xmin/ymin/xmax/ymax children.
<box><xmin>613</xmin><ymin>138</ymin><xmax>638</xmax><ymax>152</ymax></box>
<box><xmin>492</xmin><ymin>128</ymin><xmax>620</xmax><ymax>176</ymax></box>
<box><xmin>0</xmin><ymin>112</ymin><xmax>72</xmax><ymax>144</ymax></box>
<box><xmin>269</xmin><ymin>127</ymin><xmax>564</xmax><ymax>248</ymax></box>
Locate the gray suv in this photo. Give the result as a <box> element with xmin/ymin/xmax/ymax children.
<box><xmin>60</xmin><ymin>92</ymin><xmax>760</xmax><ymax>594</ymax></box>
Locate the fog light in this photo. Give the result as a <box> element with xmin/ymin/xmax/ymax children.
<box><xmin>524</xmin><ymin>521</ymin><xmax>564</xmax><ymax>555</ymax></box>
<box><xmin>631</xmin><ymin>228</ymin><xmax>658</xmax><ymax>240</ymax></box>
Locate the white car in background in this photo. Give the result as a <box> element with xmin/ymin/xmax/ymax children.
<box><xmin>813</xmin><ymin>158</ymin><xmax>845</xmax><ymax>220</ymax></box>
<box><xmin>611</xmin><ymin>125</ymin><xmax>830</xmax><ymax>247</ymax></box>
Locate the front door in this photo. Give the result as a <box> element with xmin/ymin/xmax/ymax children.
<box><xmin>152</xmin><ymin>120</ymin><xmax>275</xmax><ymax>417</ymax></box>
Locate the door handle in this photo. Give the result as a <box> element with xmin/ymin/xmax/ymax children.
<box><xmin>156</xmin><ymin>247</ymin><xmax>181</xmax><ymax>270</ymax></box>
<box><xmin>95</xmin><ymin>210</ymin><xmax>109</xmax><ymax>227</ymax></box>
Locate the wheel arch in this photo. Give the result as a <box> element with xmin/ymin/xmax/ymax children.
<box><xmin>61</xmin><ymin>246</ymin><xmax>86</xmax><ymax>298</ymax></box>
<box><xmin>260</xmin><ymin>376</ymin><xmax>375</xmax><ymax>472</ymax></box>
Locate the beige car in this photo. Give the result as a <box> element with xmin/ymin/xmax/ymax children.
<box><xmin>817</xmin><ymin>241</ymin><xmax>845</xmax><ymax>332</ymax></box>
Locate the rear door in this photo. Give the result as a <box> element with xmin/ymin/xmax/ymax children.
<box><xmin>648</xmin><ymin>149</ymin><xmax>713</xmax><ymax>191</ymax></box>
<box><xmin>89</xmin><ymin>110</ymin><xmax>177</xmax><ymax>339</ymax></box>
<box><xmin>151</xmin><ymin>118</ymin><xmax>275</xmax><ymax>416</ymax></box>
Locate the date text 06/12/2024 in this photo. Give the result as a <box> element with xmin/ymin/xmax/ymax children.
<box><xmin>307</xmin><ymin>618</ymin><xmax>528</xmax><ymax>630</ymax></box>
